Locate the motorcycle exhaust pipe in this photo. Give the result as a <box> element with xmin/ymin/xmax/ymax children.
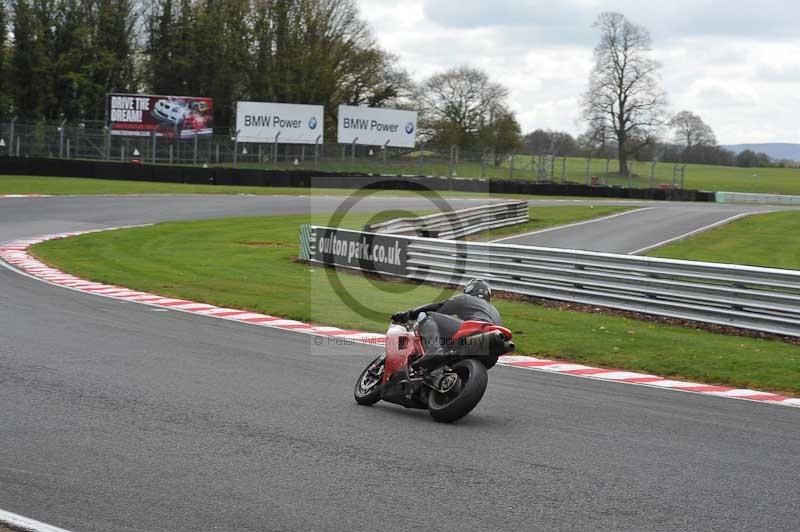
<box><xmin>457</xmin><ymin>331</ymin><xmax>513</xmax><ymax>356</ymax></box>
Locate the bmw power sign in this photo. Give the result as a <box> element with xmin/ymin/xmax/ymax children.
<box><xmin>337</xmin><ymin>105</ymin><xmax>418</xmax><ymax>148</ymax></box>
<box><xmin>236</xmin><ymin>101</ymin><xmax>325</xmax><ymax>144</ymax></box>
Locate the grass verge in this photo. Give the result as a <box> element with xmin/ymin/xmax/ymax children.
<box><xmin>471</xmin><ymin>205</ymin><xmax>630</xmax><ymax>240</ymax></box>
<box><xmin>649</xmin><ymin>210</ymin><xmax>800</xmax><ymax>270</ymax></box>
<box><xmin>0</xmin><ymin>174</ymin><xmax>595</xmax><ymax>200</ymax></box>
<box><xmin>29</xmin><ymin>210</ymin><xmax>800</xmax><ymax>396</ymax></box>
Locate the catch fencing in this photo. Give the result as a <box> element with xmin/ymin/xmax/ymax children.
<box><xmin>301</xmin><ymin>225</ymin><xmax>800</xmax><ymax>337</ymax></box>
<box><xmin>364</xmin><ymin>201</ymin><xmax>528</xmax><ymax>239</ymax></box>
<box><xmin>0</xmin><ymin>119</ymin><xmax>688</xmax><ymax>187</ymax></box>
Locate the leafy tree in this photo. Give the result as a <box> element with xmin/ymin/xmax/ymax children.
<box><xmin>144</xmin><ymin>0</ymin><xmax>404</xmax><ymax>130</ymax></box>
<box><xmin>522</xmin><ymin>129</ymin><xmax>577</xmax><ymax>156</ymax></box>
<box><xmin>417</xmin><ymin>66</ymin><xmax>511</xmax><ymax>148</ymax></box>
<box><xmin>248</xmin><ymin>0</ymin><xmax>406</xmax><ymax>134</ymax></box>
<box><xmin>669</xmin><ymin>110</ymin><xmax>716</xmax><ymax>148</ymax></box>
<box><xmin>0</xmin><ymin>0</ymin><xmax>11</xmax><ymax>116</ymax></box>
<box><xmin>480</xmin><ymin>108</ymin><xmax>521</xmax><ymax>165</ymax></box>
<box><xmin>735</xmin><ymin>149</ymin><xmax>771</xmax><ymax>168</ymax></box>
<box><xmin>582</xmin><ymin>12</ymin><xmax>667</xmax><ymax>175</ymax></box>
<box><xmin>11</xmin><ymin>0</ymin><xmax>55</xmax><ymax>119</ymax></box>
<box><xmin>86</xmin><ymin>0</ymin><xmax>139</xmax><ymax>120</ymax></box>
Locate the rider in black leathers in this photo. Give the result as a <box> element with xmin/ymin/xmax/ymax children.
<box><xmin>391</xmin><ymin>279</ymin><xmax>501</xmax><ymax>371</ymax></box>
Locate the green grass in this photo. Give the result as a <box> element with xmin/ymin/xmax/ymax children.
<box><xmin>232</xmin><ymin>153</ymin><xmax>800</xmax><ymax>195</ymax></box>
<box><xmin>472</xmin><ymin>205</ymin><xmax>631</xmax><ymax>241</ymax></box>
<box><xmin>6</xmin><ymin>151</ymin><xmax>800</xmax><ymax>198</ymax></box>
<box><xmin>649</xmin><ymin>211</ymin><xmax>800</xmax><ymax>270</ymax></box>
<box><xmin>31</xmin><ymin>211</ymin><xmax>800</xmax><ymax>395</ymax></box>
<box><xmin>0</xmin><ymin>174</ymin><xmax>583</xmax><ymax>200</ymax></box>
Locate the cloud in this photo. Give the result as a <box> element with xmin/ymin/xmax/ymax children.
<box><xmin>422</xmin><ymin>0</ymin><xmax>800</xmax><ymax>43</ymax></box>
<box><xmin>357</xmin><ymin>0</ymin><xmax>800</xmax><ymax>143</ymax></box>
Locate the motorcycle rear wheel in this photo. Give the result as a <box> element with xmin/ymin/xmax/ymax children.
<box><xmin>427</xmin><ymin>358</ymin><xmax>488</xmax><ymax>423</ymax></box>
<box><xmin>354</xmin><ymin>354</ymin><xmax>385</xmax><ymax>406</ymax></box>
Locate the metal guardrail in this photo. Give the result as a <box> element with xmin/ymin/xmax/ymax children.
<box><xmin>364</xmin><ymin>201</ymin><xmax>529</xmax><ymax>239</ymax></box>
<box><xmin>716</xmin><ymin>191</ymin><xmax>800</xmax><ymax>205</ymax></box>
<box><xmin>302</xmin><ymin>225</ymin><xmax>800</xmax><ymax>337</ymax></box>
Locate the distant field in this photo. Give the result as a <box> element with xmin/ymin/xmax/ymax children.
<box><xmin>4</xmin><ymin>152</ymin><xmax>800</xmax><ymax>196</ymax></box>
<box><xmin>225</xmin><ymin>153</ymin><xmax>800</xmax><ymax>195</ymax></box>
<box><xmin>649</xmin><ymin>210</ymin><xmax>800</xmax><ymax>270</ymax></box>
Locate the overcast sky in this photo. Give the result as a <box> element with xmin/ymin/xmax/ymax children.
<box><xmin>356</xmin><ymin>0</ymin><xmax>800</xmax><ymax>145</ymax></box>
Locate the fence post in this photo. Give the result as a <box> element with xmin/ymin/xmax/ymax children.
<box><xmin>151</xmin><ymin>130</ymin><xmax>157</xmax><ymax>164</ymax></box>
<box><xmin>215</xmin><ymin>143</ymin><xmax>220</xmax><ymax>164</ymax></box>
<box><xmin>233</xmin><ymin>130</ymin><xmax>240</xmax><ymax>167</ymax></box>
<box><xmin>449</xmin><ymin>145</ymin><xmax>456</xmax><ymax>177</ymax></box>
<box><xmin>562</xmin><ymin>157</ymin><xmax>567</xmax><ymax>181</ymax></box>
<box><xmin>121</xmin><ymin>144</ymin><xmax>126</xmax><ymax>162</ymax></box>
<box><xmin>273</xmin><ymin>132</ymin><xmax>280</xmax><ymax>165</ymax></box>
<box><xmin>9</xmin><ymin>117</ymin><xmax>17</xmax><ymax>157</ymax></box>
<box><xmin>16</xmin><ymin>135</ymin><xmax>21</xmax><ymax>157</ymax></box>
<box><xmin>585</xmin><ymin>156</ymin><xmax>591</xmax><ymax>185</ymax></box>
<box><xmin>315</xmin><ymin>135</ymin><xmax>321</xmax><ymax>169</ymax></box>
<box><xmin>628</xmin><ymin>162</ymin><xmax>633</xmax><ymax>188</ymax></box>
<box><xmin>650</xmin><ymin>161</ymin><xmax>656</xmax><ymax>188</ymax></box>
<box><xmin>59</xmin><ymin>120</ymin><xmax>67</xmax><ymax>158</ymax></box>
<box><xmin>383</xmin><ymin>140</ymin><xmax>390</xmax><ymax>168</ymax></box>
<box><xmin>482</xmin><ymin>149</ymin><xmax>489</xmax><ymax>178</ymax></box>
<box><xmin>66</xmin><ymin>138</ymin><xmax>70</xmax><ymax>159</ymax></box>
<box><xmin>605</xmin><ymin>158</ymin><xmax>610</xmax><ymax>184</ymax></box>
<box><xmin>351</xmin><ymin>138</ymin><xmax>358</xmax><ymax>162</ymax></box>
<box><xmin>106</xmin><ymin>126</ymin><xmax>112</xmax><ymax>161</ymax></box>
<box><xmin>418</xmin><ymin>142</ymin><xmax>425</xmax><ymax>176</ymax></box>
<box><xmin>509</xmin><ymin>152</ymin><xmax>515</xmax><ymax>179</ymax></box>
<box><xmin>193</xmin><ymin>134</ymin><xmax>198</xmax><ymax>165</ymax></box>
<box><xmin>169</xmin><ymin>144</ymin><xmax>174</xmax><ymax>165</ymax></box>
<box><xmin>681</xmin><ymin>165</ymin><xmax>686</xmax><ymax>188</ymax></box>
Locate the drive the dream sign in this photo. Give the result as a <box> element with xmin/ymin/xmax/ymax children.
<box><xmin>236</xmin><ymin>102</ymin><xmax>324</xmax><ymax>144</ymax></box>
<box><xmin>337</xmin><ymin>105</ymin><xmax>418</xmax><ymax>148</ymax></box>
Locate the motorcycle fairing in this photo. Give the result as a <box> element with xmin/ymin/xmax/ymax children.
<box><xmin>452</xmin><ymin>321</ymin><xmax>512</xmax><ymax>341</ymax></box>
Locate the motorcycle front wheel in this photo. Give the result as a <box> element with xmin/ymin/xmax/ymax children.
<box><xmin>427</xmin><ymin>358</ymin><xmax>488</xmax><ymax>423</ymax></box>
<box><xmin>353</xmin><ymin>354</ymin><xmax>385</xmax><ymax>406</ymax></box>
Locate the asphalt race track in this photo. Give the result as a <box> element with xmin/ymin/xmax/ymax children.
<box><xmin>1</xmin><ymin>195</ymin><xmax>799</xmax><ymax>532</ymax></box>
<box><xmin>494</xmin><ymin>203</ymin><xmax>786</xmax><ymax>253</ymax></box>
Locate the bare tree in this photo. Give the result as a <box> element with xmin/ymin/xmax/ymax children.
<box><xmin>417</xmin><ymin>66</ymin><xmax>511</xmax><ymax>147</ymax></box>
<box><xmin>582</xmin><ymin>12</ymin><xmax>667</xmax><ymax>175</ymax></box>
<box><xmin>669</xmin><ymin>110</ymin><xmax>717</xmax><ymax>148</ymax></box>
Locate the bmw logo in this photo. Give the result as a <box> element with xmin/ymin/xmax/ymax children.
<box><xmin>309</xmin><ymin>117</ymin><xmax>318</xmax><ymax>130</ymax></box>
<box><xmin>405</xmin><ymin>122</ymin><xmax>415</xmax><ymax>134</ymax></box>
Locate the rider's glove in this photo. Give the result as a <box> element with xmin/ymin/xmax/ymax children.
<box><xmin>391</xmin><ymin>310</ymin><xmax>411</xmax><ymax>323</ymax></box>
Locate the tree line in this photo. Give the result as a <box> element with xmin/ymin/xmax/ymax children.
<box><xmin>0</xmin><ymin>2</ymin><xmax>781</xmax><ymax>169</ymax></box>
<box><xmin>0</xmin><ymin>0</ymin><xmax>522</xmax><ymax>159</ymax></box>
<box><xmin>577</xmin><ymin>11</ymin><xmax>789</xmax><ymax>170</ymax></box>
<box><xmin>523</xmin><ymin>122</ymin><xmax>784</xmax><ymax>169</ymax></box>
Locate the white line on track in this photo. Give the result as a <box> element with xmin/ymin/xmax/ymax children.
<box><xmin>490</xmin><ymin>207</ymin><xmax>656</xmax><ymax>243</ymax></box>
<box><xmin>0</xmin><ymin>508</ymin><xmax>73</xmax><ymax>532</ymax></box>
<box><xmin>628</xmin><ymin>211</ymin><xmax>768</xmax><ymax>255</ymax></box>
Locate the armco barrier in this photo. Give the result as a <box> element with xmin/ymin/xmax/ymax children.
<box><xmin>716</xmin><ymin>191</ymin><xmax>800</xmax><ymax>205</ymax></box>
<box><xmin>365</xmin><ymin>201</ymin><xmax>529</xmax><ymax>239</ymax></box>
<box><xmin>301</xmin><ymin>225</ymin><xmax>800</xmax><ymax>337</ymax></box>
<box><xmin>0</xmin><ymin>156</ymin><xmax>716</xmax><ymax>201</ymax></box>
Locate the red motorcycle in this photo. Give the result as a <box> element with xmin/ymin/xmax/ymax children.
<box><xmin>354</xmin><ymin>316</ymin><xmax>515</xmax><ymax>423</ymax></box>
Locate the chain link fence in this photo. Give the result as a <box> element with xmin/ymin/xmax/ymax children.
<box><xmin>0</xmin><ymin>120</ymin><xmax>686</xmax><ymax>188</ymax></box>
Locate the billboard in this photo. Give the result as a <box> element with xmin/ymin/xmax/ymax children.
<box><xmin>309</xmin><ymin>226</ymin><xmax>408</xmax><ymax>277</ymax></box>
<box><xmin>107</xmin><ymin>93</ymin><xmax>214</xmax><ymax>138</ymax></box>
<box><xmin>236</xmin><ymin>102</ymin><xmax>324</xmax><ymax>144</ymax></box>
<box><xmin>337</xmin><ymin>105</ymin><xmax>418</xmax><ymax>148</ymax></box>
